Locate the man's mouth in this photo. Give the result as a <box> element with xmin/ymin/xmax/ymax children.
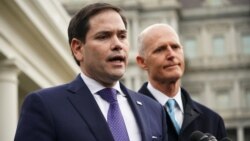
<box><xmin>163</xmin><ymin>63</ymin><xmax>179</xmax><ymax>69</ymax></box>
<box><xmin>108</xmin><ymin>55</ymin><xmax>126</xmax><ymax>62</ymax></box>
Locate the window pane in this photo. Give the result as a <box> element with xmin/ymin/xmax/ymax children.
<box><xmin>209</xmin><ymin>0</ymin><xmax>222</xmax><ymax>6</ymax></box>
<box><xmin>226</xmin><ymin>128</ymin><xmax>237</xmax><ymax>141</ymax></box>
<box><xmin>215</xmin><ymin>90</ymin><xmax>230</xmax><ymax>109</ymax></box>
<box><xmin>184</xmin><ymin>39</ymin><xmax>197</xmax><ymax>58</ymax></box>
<box><xmin>242</xmin><ymin>35</ymin><xmax>250</xmax><ymax>54</ymax></box>
<box><xmin>245</xmin><ymin>88</ymin><xmax>250</xmax><ymax>107</ymax></box>
<box><xmin>245</xmin><ymin>127</ymin><xmax>250</xmax><ymax>141</ymax></box>
<box><xmin>212</xmin><ymin>36</ymin><xmax>225</xmax><ymax>56</ymax></box>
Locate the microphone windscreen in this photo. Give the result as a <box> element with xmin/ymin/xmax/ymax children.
<box><xmin>205</xmin><ymin>133</ymin><xmax>217</xmax><ymax>141</ymax></box>
<box><xmin>220</xmin><ymin>137</ymin><xmax>232</xmax><ymax>141</ymax></box>
<box><xmin>189</xmin><ymin>131</ymin><xmax>209</xmax><ymax>141</ymax></box>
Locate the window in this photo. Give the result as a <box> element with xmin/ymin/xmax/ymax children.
<box><xmin>212</xmin><ymin>36</ymin><xmax>225</xmax><ymax>56</ymax></box>
<box><xmin>226</xmin><ymin>128</ymin><xmax>237</xmax><ymax>141</ymax></box>
<box><xmin>215</xmin><ymin>89</ymin><xmax>230</xmax><ymax>109</ymax></box>
<box><xmin>184</xmin><ymin>38</ymin><xmax>197</xmax><ymax>59</ymax></box>
<box><xmin>209</xmin><ymin>0</ymin><xmax>223</xmax><ymax>6</ymax></box>
<box><xmin>242</xmin><ymin>34</ymin><xmax>250</xmax><ymax>54</ymax></box>
<box><xmin>245</xmin><ymin>127</ymin><xmax>250</xmax><ymax>141</ymax></box>
<box><xmin>244</xmin><ymin>88</ymin><xmax>250</xmax><ymax>107</ymax></box>
<box><xmin>204</xmin><ymin>0</ymin><xmax>225</xmax><ymax>7</ymax></box>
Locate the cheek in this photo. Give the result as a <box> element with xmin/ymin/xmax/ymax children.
<box><xmin>147</xmin><ymin>59</ymin><xmax>160</xmax><ymax>71</ymax></box>
<box><xmin>123</xmin><ymin>46</ymin><xmax>129</xmax><ymax>61</ymax></box>
<box><xmin>180</xmin><ymin>54</ymin><xmax>185</xmax><ymax>65</ymax></box>
<box><xmin>181</xmin><ymin>59</ymin><xmax>185</xmax><ymax>71</ymax></box>
<box><xmin>178</xmin><ymin>54</ymin><xmax>185</xmax><ymax>71</ymax></box>
<box><xmin>124</xmin><ymin>43</ymin><xmax>129</xmax><ymax>53</ymax></box>
<box><xmin>88</xmin><ymin>46</ymin><xmax>105</xmax><ymax>58</ymax></box>
<box><xmin>125</xmin><ymin>47</ymin><xmax>129</xmax><ymax>53</ymax></box>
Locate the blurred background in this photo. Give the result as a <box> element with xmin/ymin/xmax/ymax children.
<box><xmin>0</xmin><ymin>0</ymin><xmax>249</xmax><ymax>140</ymax></box>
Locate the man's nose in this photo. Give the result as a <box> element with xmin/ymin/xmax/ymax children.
<box><xmin>165</xmin><ymin>46</ymin><xmax>175</xmax><ymax>60</ymax></box>
<box><xmin>111</xmin><ymin>36</ymin><xmax>123</xmax><ymax>50</ymax></box>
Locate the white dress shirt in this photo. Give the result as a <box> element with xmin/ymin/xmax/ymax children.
<box><xmin>147</xmin><ymin>82</ymin><xmax>184</xmax><ymax>128</ymax></box>
<box><xmin>80</xmin><ymin>73</ymin><xmax>141</xmax><ymax>141</ymax></box>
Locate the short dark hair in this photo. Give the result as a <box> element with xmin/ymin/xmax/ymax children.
<box><xmin>68</xmin><ymin>2</ymin><xmax>127</xmax><ymax>66</ymax></box>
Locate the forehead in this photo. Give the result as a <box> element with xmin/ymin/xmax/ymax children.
<box><xmin>88</xmin><ymin>9</ymin><xmax>126</xmax><ymax>31</ymax></box>
<box><xmin>144</xmin><ymin>27</ymin><xmax>180</xmax><ymax>47</ymax></box>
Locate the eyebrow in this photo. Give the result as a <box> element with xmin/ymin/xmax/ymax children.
<box><xmin>96</xmin><ymin>29</ymin><xmax>127</xmax><ymax>34</ymax></box>
<box><xmin>117</xmin><ymin>29</ymin><xmax>127</xmax><ymax>34</ymax></box>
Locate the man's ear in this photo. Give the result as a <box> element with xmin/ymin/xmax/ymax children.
<box><xmin>136</xmin><ymin>55</ymin><xmax>148</xmax><ymax>70</ymax></box>
<box><xmin>71</xmin><ymin>38</ymin><xmax>84</xmax><ymax>62</ymax></box>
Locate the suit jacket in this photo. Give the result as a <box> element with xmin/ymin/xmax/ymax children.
<box><xmin>138</xmin><ymin>82</ymin><xmax>227</xmax><ymax>141</ymax></box>
<box><xmin>15</xmin><ymin>75</ymin><xmax>167</xmax><ymax>141</ymax></box>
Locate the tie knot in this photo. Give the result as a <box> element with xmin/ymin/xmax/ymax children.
<box><xmin>166</xmin><ymin>99</ymin><xmax>176</xmax><ymax>112</ymax></box>
<box><xmin>98</xmin><ymin>88</ymin><xmax>117</xmax><ymax>103</ymax></box>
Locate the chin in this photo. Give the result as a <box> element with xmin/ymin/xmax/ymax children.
<box><xmin>110</xmin><ymin>72</ymin><xmax>124</xmax><ymax>80</ymax></box>
<box><xmin>164</xmin><ymin>74</ymin><xmax>182</xmax><ymax>81</ymax></box>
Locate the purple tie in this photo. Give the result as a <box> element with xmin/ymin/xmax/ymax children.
<box><xmin>98</xmin><ymin>88</ymin><xmax>130</xmax><ymax>141</ymax></box>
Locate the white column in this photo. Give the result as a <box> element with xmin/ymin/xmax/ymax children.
<box><xmin>203</xmin><ymin>82</ymin><xmax>212</xmax><ymax>107</ymax></box>
<box><xmin>124</xmin><ymin>75</ymin><xmax>132</xmax><ymax>90</ymax></box>
<box><xmin>131</xmin><ymin>16</ymin><xmax>139</xmax><ymax>52</ymax></box>
<box><xmin>134</xmin><ymin>74</ymin><xmax>141</xmax><ymax>91</ymax></box>
<box><xmin>237</xmin><ymin>126</ymin><xmax>244</xmax><ymax>141</ymax></box>
<box><xmin>0</xmin><ymin>59</ymin><xmax>20</xmax><ymax>141</ymax></box>
<box><xmin>169</xmin><ymin>13</ymin><xmax>178</xmax><ymax>33</ymax></box>
<box><xmin>233</xmin><ymin>80</ymin><xmax>241</xmax><ymax>114</ymax></box>
<box><xmin>229</xmin><ymin>24</ymin><xmax>237</xmax><ymax>62</ymax></box>
<box><xmin>201</xmin><ymin>26</ymin><xmax>209</xmax><ymax>65</ymax></box>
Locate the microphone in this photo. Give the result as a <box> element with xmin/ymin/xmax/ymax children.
<box><xmin>205</xmin><ymin>133</ymin><xmax>217</xmax><ymax>141</ymax></box>
<box><xmin>189</xmin><ymin>131</ymin><xmax>232</xmax><ymax>141</ymax></box>
<box><xmin>220</xmin><ymin>137</ymin><xmax>232</xmax><ymax>141</ymax></box>
<box><xmin>205</xmin><ymin>133</ymin><xmax>232</xmax><ymax>141</ymax></box>
<box><xmin>189</xmin><ymin>131</ymin><xmax>209</xmax><ymax>141</ymax></box>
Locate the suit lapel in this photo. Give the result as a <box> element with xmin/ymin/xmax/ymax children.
<box><xmin>67</xmin><ymin>75</ymin><xmax>114</xmax><ymax>141</ymax></box>
<box><xmin>181</xmin><ymin>104</ymin><xmax>199</xmax><ymax>131</ymax></box>
<box><xmin>120</xmin><ymin>83</ymin><xmax>150</xmax><ymax>141</ymax></box>
<box><xmin>181</xmin><ymin>88</ymin><xmax>200</xmax><ymax>131</ymax></box>
<box><xmin>138</xmin><ymin>82</ymin><xmax>157</xmax><ymax>101</ymax></box>
<box><xmin>139</xmin><ymin>83</ymin><xmax>202</xmax><ymax>135</ymax></box>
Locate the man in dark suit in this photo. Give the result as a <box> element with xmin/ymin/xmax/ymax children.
<box><xmin>136</xmin><ymin>23</ymin><xmax>227</xmax><ymax>141</ymax></box>
<box><xmin>14</xmin><ymin>3</ymin><xmax>167</xmax><ymax>141</ymax></box>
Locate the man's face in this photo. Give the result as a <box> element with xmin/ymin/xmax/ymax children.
<box><xmin>137</xmin><ymin>26</ymin><xmax>185</xmax><ymax>84</ymax></box>
<box><xmin>77</xmin><ymin>10</ymin><xmax>129</xmax><ymax>86</ymax></box>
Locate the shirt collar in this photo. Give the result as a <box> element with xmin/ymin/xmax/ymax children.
<box><xmin>147</xmin><ymin>82</ymin><xmax>184</xmax><ymax>113</ymax></box>
<box><xmin>80</xmin><ymin>72</ymin><xmax>124</xmax><ymax>96</ymax></box>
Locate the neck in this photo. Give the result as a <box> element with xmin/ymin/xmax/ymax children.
<box><xmin>150</xmin><ymin>79</ymin><xmax>180</xmax><ymax>98</ymax></box>
<box><xmin>81</xmin><ymin>69</ymin><xmax>117</xmax><ymax>88</ymax></box>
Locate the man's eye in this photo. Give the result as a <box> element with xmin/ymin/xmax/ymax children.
<box><xmin>172</xmin><ymin>45</ymin><xmax>180</xmax><ymax>49</ymax></box>
<box><xmin>119</xmin><ymin>34</ymin><xmax>127</xmax><ymax>39</ymax></box>
<box><xmin>154</xmin><ymin>47</ymin><xmax>165</xmax><ymax>53</ymax></box>
<box><xmin>96</xmin><ymin>35</ymin><xmax>108</xmax><ymax>40</ymax></box>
